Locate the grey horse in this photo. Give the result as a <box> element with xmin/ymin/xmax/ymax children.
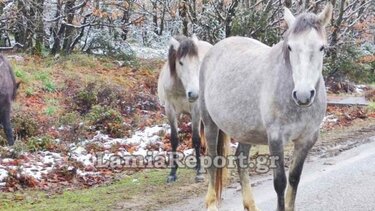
<box><xmin>199</xmin><ymin>4</ymin><xmax>332</xmax><ymax>211</ymax></box>
<box><xmin>157</xmin><ymin>35</ymin><xmax>212</xmax><ymax>182</ymax></box>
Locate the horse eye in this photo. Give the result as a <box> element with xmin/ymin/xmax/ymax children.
<box><xmin>319</xmin><ymin>46</ymin><xmax>325</xmax><ymax>51</ymax></box>
<box><xmin>288</xmin><ymin>45</ymin><xmax>292</xmax><ymax>51</ymax></box>
<box><xmin>179</xmin><ymin>61</ymin><xmax>183</xmax><ymax>66</ymax></box>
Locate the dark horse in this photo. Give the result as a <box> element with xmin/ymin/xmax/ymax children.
<box><xmin>0</xmin><ymin>55</ymin><xmax>18</xmax><ymax>146</ymax></box>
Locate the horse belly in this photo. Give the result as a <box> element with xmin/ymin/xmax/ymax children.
<box><xmin>206</xmin><ymin>94</ymin><xmax>268</xmax><ymax>145</ymax></box>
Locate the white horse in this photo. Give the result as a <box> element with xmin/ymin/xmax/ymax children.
<box><xmin>199</xmin><ymin>4</ymin><xmax>332</xmax><ymax>211</ymax></box>
<box><xmin>158</xmin><ymin>35</ymin><xmax>212</xmax><ymax>182</ymax></box>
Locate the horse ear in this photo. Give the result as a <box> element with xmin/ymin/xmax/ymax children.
<box><xmin>192</xmin><ymin>34</ymin><xmax>199</xmax><ymax>44</ymax></box>
<box><xmin>169</xmin><ymin>37</ymin><xmax>180</xmax><ymax>51</ymax></box>
<box><xmin>318</xmin><ymin>3</ymin><xmax>333</xmax><ymax>27</ymax></box>
<box><xmin>284</xmin><ymin>7</ymin><xmax>295</xmax><ymax>27</ymax></box>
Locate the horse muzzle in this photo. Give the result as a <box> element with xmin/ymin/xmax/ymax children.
<box><xmin>187</xmin><ymin>91</ymin><xmax>199</xmax><ymax>103</ymax></box>
<box><xmin>292</xmin><ymin>89</ymin><xmax>315</xmax><ymax>107</ymax></box>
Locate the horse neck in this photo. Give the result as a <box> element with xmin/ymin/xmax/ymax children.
<box><xmin>267</xmin><ymin>41</ymin><xmax>296</xmax><ymax>104</ymax></box>
<box><xmin>197</xmin><ymin>41</ymin><xmax>212</xmax><ymax>61</ymax></box>
<box><xmin>169</xmin><ymin>73</ymin><xmax>186</xmax><ymax>94</ymax></box>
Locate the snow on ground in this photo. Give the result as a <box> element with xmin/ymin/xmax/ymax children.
<box><xmin>0</xmin><ymin>124</ymin><xmax>180</xmax><ymax>187</ymax></box>
<box><xmin>130</xmin><ymin>43</ymin><xmax>167</xmax><ymax>60</ymax></box>
<box><xmin>0</xmin><ymin>116</ymin><xmax>340</xmax><ymax>188</ymax></box>
<box><xmin>322</xmin><ymin>114</ymin><xmax>338</xmax><ymax>124</ymax></box>
<box><xmin>354</xmin><ymin>85</ymin><xmax>367</xmax><ymax>93</ymax></box>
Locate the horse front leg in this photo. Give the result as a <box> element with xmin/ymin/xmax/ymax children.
<box><xmin>268</xmin><ymin>132</ymin><xmax>287</xmax><ymax>211</ymax></box>
<box><xmin>166</xmin><ymin>106</ymin><xmax>179</xmax><ymax>183</ymax></box>
<box><xmin>191</xmin><ymin>105</ymin><xmax>204</xmax><ymax>182</ymax></box>
<box><xmin>236</xmin><ymin>143</ymin><xmax>259</xmax><ymax>211</ymax></box>
<box><xmin>1</xmin><ymin>103</ymin><xmax>14</xmax><ymax>146</ymax></box>
<box><xmin>285</xmin><ymin>131</ymin><xmax>319</xmax><ymax>211</ymax></box>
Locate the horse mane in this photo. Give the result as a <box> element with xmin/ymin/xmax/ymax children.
<box><xmin>292</xmin><ymin>13</ymin><xmax>322</xmax><ymax>35</ymax></box>
<box><xmin>168</xmin><ymin>36</ymin><xmax>198</xmax><ymax>77</ymax></box>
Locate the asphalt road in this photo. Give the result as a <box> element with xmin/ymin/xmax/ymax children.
<box><xmin>164</xmin><ymin>136</ymin><xmax>375</xmax><ymax>211</ymax></box>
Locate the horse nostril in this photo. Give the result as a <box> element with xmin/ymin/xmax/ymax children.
<box><xmin>188</xmin><ymin>92</ymin><xmax>193</xmax><ymax>98</ymax></box>
<box><xmin>292</xmin><ymin>91</ymin><xmax>297</xmax><ymax>100</ymax></box>
<box><xmin>310</xmin><ymin>90</ymin><xmax>315</xmax><ymax>99</ymax></box>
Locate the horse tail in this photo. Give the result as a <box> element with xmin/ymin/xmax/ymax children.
<box><xmin>215</xmin><ymin>129</ymin><xmax>230</xmax><ymax>202</ymax></box>
<box><xmin>199</xmin><ymin>121</ymin><xmax>207</xmax><ymax>154</ymax></box>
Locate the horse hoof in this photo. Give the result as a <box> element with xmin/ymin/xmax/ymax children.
<box><xmin>207</xmin><ymin>205</ymin><xmax>218</xmax><ymax>211</ymax></box>
<box><xmin>167</xmin><ymin>175</ymin><xmax>177</xmax><ymax>183</ymax></box>
<box><xmin>195</xmin><ymin>174</ymin><xmax>205</xmax><ymax>183</ymax></box>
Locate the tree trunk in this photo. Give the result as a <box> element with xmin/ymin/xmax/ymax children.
<box><xmin>159</xmin><ymin>1</ymin><xmax>166</xmax><ymax>35</ymax></box>
<box><xmin>51</xmin><ymin>0</ymin><xmax>63</xmax><ymax>55</ymax></box>
<box><xmin>63</xmin><ymin>0</ymin><xmax>76</xmax><ymax>54</ymax></box>
<box><xmin>34</xmin><ymin>0</ymin><xmax>45</xmax><ymax>55</ymax></box>
<box><xmin>121</xmin><ymin>7</ymin><xmax>130</xmax><ymax>40</ymax></box>
<box><xmin>15</xmin><ymin>0</ymin><xmax>27</xmax><ymax>45</ymax></box>
<box><xmin>225</xmin><ymin>0</ymin><xmax>239</xmax><ymax>37</ymax></box>
<box><xmin>180</xmin><ymin>0</ymin><xmax>188</xmax><ymax>36</ymax></box>
<box><xmin>152</xmin><ymin>1</ymin><xmax>158</xmax><ymax>34</ymax></box>
<box><xmin>328</xmin><ymin>0</ymin><xmax>345</xmax><ymax>75</ymax></box>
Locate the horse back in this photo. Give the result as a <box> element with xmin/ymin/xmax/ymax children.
<box><xmin>201</xmin><ymin>37</ymin><xmax>270</xmax><ymax>83</ymax></box>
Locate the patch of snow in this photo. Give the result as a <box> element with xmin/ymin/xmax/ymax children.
<box><xmin>129</xmin><ymin>43</ymin><xmax>167</xmax><ymax>59</ymax></box>
<box><xmin>132</xmin><ymin>178</ymin><xmax>139</xmax><ymax>183</ymax></box>
<box><xmin>0</xmin><ymin>168</ymin><xmax>8</xmax><ymax>182</ymax></box>
<box><xmin>126</xmin><ymin>124</ymin><xmax>169</xmax><ymax>146</ymax></box>
<box><xmin>354</xmin><ymin>85</ymin><xmax>367</xmax><ymax>93</ymax></box>
<box><xmin>183</xmin><ymin>149</ymin><xmax>194</xmax><ymax>156</ymax></box>
<box><xmin>19</xmin><ymin>151</ymin><xmax>63</xmax><ymax>180</ymax></box>
<box><xmin>0</xmin><ymin>124</ymin><xmax>178</xmax><ymax>187</ymax></box>
<box><xmin>323</xmin><ymin>115</ymin><xmax>338</xmax><ymax>123</ymax></box>
<box><xmin>21</xmin><ymin>165</ymin><xmax>49</xmax><ymax>180</ymax></box>
<box><xmin>2</xmin><ymin>158</ymin><xmax>14</xmax><ymax>163</ymax></box>
<box><xmin>76</xmin><ymin>169</ymin><xmax>100</xmax><ymax>177</ymax></box>
<box><xmin>69</xmin><ymin>146</ymin><xmax>95</xmax><ymax>167</ymax></box>
<box><xmin>321</xmin><ymin>114</ymin><xmax>338</xmax><ymax>128</ymax></box>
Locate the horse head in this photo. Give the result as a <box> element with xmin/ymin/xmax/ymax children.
<box><xmin>283</xmin><ymin>4</ymin><xmax>332</xmax><ymax>107</ymax></box>
<box><xmin>168</xmin><ymin>35</ymin><xmax>200</xmax><ymax>102</ymax></box>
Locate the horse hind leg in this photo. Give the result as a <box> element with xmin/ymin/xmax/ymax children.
<box><xmin>285</xmin><ymin>132</ymin><xmax>319</xmax><ymax>211</ymax></box>
<box><xmin>236</xmin><ymin>143</ymin><xmax>259</xmax><ymax>211</ymax></box>
<box><xmin>201</xmin><ymin>111</ymin><xmax>220</xmax><ymax>211</ymax></box>
<box><xmin>166</xmin><ymin>106</ymin><xmax>179</xmax><ymax>183</ymax></box>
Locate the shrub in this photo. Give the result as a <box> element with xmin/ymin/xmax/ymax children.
<box><xmin>26</xmin><ymin>136</ymin><xmax>55</xmax><ymax>152</ymax></box>
<box><xmin>73</xmin><ymin>83</ymin><xmax>97</xmax><ymax>115</ymax></box>
<box><xmin>86</xmin><ymin>105</ymin><xmax>128</xmax><ymax>138</ymax></box>
<box><xmin>325</xmin><ymin>44</ymin><xmax>375</xmax><ymax>83</ymax></box>
<box><xmin>231</xmin><ymin>9</ymin><xmax>280</xmax><ymax>45</ymax></box>
<box><xmin>59</xmin><ymin>111</ymin><xmax>82</xmax><ymax>126</ymax></box>
<box><xmin>12</xmin><ymin>113</ymin><xmax>39</xmax><ymax>140</ymax></box>
<box><xmin>43</xmin><ymin>80</ymin><xmax>57</xmax><ymax>92</ymax></box>
<box><xmin>368</xmin><ymin>102</ymin><xmax>375</xmax><ymax>112</ymax></box>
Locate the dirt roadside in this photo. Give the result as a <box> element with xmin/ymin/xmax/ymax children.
<box><xmin>114</xmin><ymin>118</ymin><xmax>375</xmax><ymax>211</ymax></box>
